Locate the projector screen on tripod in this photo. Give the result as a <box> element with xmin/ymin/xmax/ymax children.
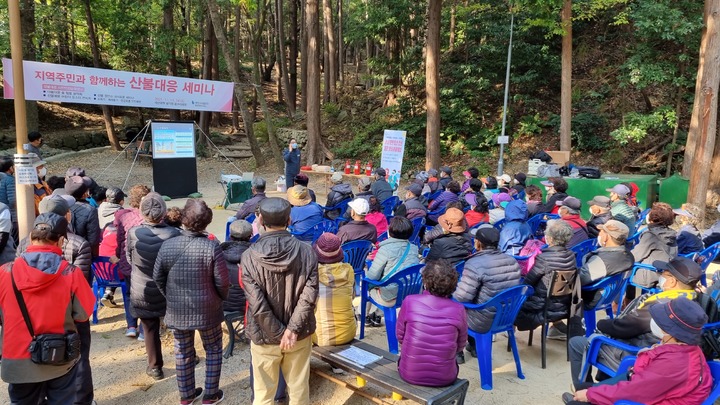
<box><xmin>151</xmin><ymin>121</ymin><xmax>196</xmax><ymax>159</ymax></box>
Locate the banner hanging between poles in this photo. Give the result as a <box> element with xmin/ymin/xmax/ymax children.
<box><xmin>2</xmin><ymin>59</ymin><xmax>235</xmax><ymax>112</ymax></box>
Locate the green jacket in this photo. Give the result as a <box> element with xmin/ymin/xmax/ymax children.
<box><xmin>611</xmin><ymin>200</ymin><xmax>636</xmax><ymax>232</ymax></box>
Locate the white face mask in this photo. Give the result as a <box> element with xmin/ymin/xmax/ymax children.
<box><xmin>657</xmin><ymin>275</ymin><xmax>667</xmax><ymax>291</ymax></box>
<box><xmin>650</xmin><ymin>319</ymin><xmax>665</xmax><ymax>340</ymax></box>
<box><xmin>38</xmin><ymin>167</ymin><xmax>47</xmax><ymax>178</ymax></box>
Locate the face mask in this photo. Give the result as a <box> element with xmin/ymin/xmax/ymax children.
<box><xmin>38</xmin><ymin>167</ymin><xmax>47</xmax><ymax>178</ymax></box>
<box><xmin>650</xmin><ymin>319</ymin><xmax>665</xmax><ymax>340</ymax></box>
<box><xmin>597</xmin><ymin>235</ymin><xmax>604</xmax><ymax>248</ymax></box>
<box><xmin>291</xmin><ymin>143</ymin><xmax>298</xmax><ymax>149</ymax></box>
<box><xmin>657</xmin><ymin>275</ymin><xmax>667</xmax><ymax>291</ymax></box>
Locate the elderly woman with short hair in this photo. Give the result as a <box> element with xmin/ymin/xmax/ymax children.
<box><xmin>515</xmin><ymin>220</ymin><xmax>577</xmax><ymax>338</ymax></box>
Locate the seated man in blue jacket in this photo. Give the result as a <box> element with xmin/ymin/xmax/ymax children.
<box><xmin>287</xmin><ymin>186</ymin><xmax>324</xmax><ymax>242</ymax></box>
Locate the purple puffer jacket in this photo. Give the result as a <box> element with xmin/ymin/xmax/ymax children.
<box><xmin>396</xmin><ymin>291</ymin><xmax>468</xmax><ymax>387</ymax></box>
<box><xmin>427</xmin><ymin>191</ymin><xmax>459</xmax><ymax>222</ymax></box>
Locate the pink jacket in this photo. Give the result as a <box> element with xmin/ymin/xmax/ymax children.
<box><xmin>396</xmin><ymin>291</ymin><xmax>467</xmax><ymax>387</ymax></box>
<box><xmin>587</xmin><ymin>344</ymin><xmax>712</xmax><ymax>405</ymax></box>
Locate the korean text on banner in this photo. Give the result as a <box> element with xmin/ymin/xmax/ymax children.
<box><xmin>2</xmin><ymin>59</ymin><xmax>234</xmax><ymax>112</ymax></box>
<box><xmin>380</xmin><ymin>130</ymin><xmax>406</xmax><ymax>189</ymax></box>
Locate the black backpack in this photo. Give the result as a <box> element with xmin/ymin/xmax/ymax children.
<box><xmin>530</xmin><ymin>150</ymin><xmax>553</xmax><ymax>163</ymax></box>
<box><xmin>696</xmin><ymin>292</ymin><xmax>720</xmax><ymax>360</ymax></box>
<box><xmin>578</xmin><ymin>166</ymin><xmax>602</xmax><ymax>179</ymax></box>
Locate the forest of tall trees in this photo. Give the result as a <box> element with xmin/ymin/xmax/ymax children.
<box><xmin>1</xmin><ymin>0</ymin><xmax>720</xmax><ymax>214</ymax></box>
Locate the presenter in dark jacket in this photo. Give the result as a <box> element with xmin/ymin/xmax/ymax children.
<box><xmin>127</xmin><ymin>192</ymin><xmax>181</xmax><ymax>380</ymax></box>
<box><xmin>283</xmin><ymin>138</ymin><xmax>301</xmax><ymax>189</ymax></box>
<box><xmin>220</xmin><ymin>219</ymin><xmax>253</xmax><ymax>313</ymax></box>
<box><xmin>453</xmin><ymin>224</ymin><xmax>521</xmax><ymax>363</ymax></box>
<box><xmin>397</xmin><ymin>260</ymin><xmax>467</xmax><ymax>387</ymax></box>
<box><xmin>153</xmin><ymin>199</ymin><xmax>230</xmax><ymax>405</ymax></box>
<box><xmin>515</xmin><ymin>219</ymin><xmax>577</xmax><ymax>337</ymax></box>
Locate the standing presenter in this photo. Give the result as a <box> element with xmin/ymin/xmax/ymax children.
<box><xmin>283</xmin><ymin>138</ymin><xmax>301</xmax><ymax>190</ymax></box>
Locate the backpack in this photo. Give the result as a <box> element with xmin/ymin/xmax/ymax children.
<box><xmin>578</xmin><ymin>166</ymin><xmax>602</xmax><ymax>179</ymax></box>
<box><xmin>517</xmin><ymin>239</ymin><xmax>545</xmax><ymax>276</ymax></box>
<box><xmin>530</xmin><ymin>150</ymin><xmax>553</xmax><ymax>163</ymax></box>
<box><xmin>697</xmin><ymin>292</ymin><xmax>720</xmax><ymax>360</ymax></box>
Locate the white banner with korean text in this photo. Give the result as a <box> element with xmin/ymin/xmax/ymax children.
<box><xmin>380</xmin><ymin>129</ymin><xmax>406</xmax><ymax>190</ymax></box>
<box><xmin>2</xmin><ymin>59</ymin><xmax>234</xmax><ymax>112</ymax></box>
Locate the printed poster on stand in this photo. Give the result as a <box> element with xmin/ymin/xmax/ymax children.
<box><xmin>380</xmin><ymin>129</ymin><xmax>406</xmax><ymax>190</ymax></box>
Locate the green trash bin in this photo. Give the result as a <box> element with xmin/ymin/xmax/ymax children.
<box><xmin>658</xmin><ymin>173</ymin><xmax>689</xmax><ymax>209</ymax></box>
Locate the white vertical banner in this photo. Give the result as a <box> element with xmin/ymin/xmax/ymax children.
<box><xmin>380</xmin><ymin>129</ymin><xmax>406</xmax><ymax>190</ymax></box>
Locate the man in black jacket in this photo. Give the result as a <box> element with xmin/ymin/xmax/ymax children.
<box><xmin>537</xmin><ymin>177</ymin><xmax>569</xmax><ymax>214</ymax></box>
<box><xmin>242</xmin><ymin>198</ymin><xmax>318</xmax><ymax>404</ymax></box>
<box><xmin>65</xmin><ymin>175</ymin><xmax>101</xmax><ymax>256</ymax></box>
<box><xmin>568</xmin><ymin>257</ymin><xmax>701</xmax><ymax>390</ymax></box>
<box><xmin>370</xmin><ymin>168</ymin><xmax>393</xmax><ymax>203</ymax></box>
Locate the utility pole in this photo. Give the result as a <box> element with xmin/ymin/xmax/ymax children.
<box><xmin>8</xmin><ymin>0</ymin><xmax>35</xmax><ymax>239</ymax></box>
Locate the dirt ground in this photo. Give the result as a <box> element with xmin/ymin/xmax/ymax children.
<box><xmin>0</xmin><ymin>148</ymin><xmax>595</xmax><ymax>404</ymax></box>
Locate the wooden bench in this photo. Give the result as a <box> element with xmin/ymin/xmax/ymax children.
<box><xmin>312</xmin><ymin>340</ymin><xmax>469</xmax><ymax>404</ymax></box>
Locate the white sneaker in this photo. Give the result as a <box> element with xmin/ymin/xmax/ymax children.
<box><xmin>547</xmin><ymin>326</ymin><xmax>567</xmax><ymax>341</ymax></box>
<box><xmin>125</xmin><ymin>327</ymin><xmax>138</xmax><ymax>337</ymax></box>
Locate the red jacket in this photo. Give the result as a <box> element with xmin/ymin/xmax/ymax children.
<box><xmin>587</xmin><ymin>344</ymin><xmax>712</xmax><ymax>405</ymax></box>
<box><xmin>0</xmin><ymin>245</ymin><xmax>95</xmax><ymax>384</ymax></box>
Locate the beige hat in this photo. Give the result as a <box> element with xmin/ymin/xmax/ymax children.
<box><xmin>331</xmin><ymin>172</ymin><xmax>343</xmax><ymax>183</ymax></box>
<box><xmin>287</xmin><ymin>185</ymin><xmax>311</xmax><ymax>207</ymax></box>
<box><xmin>438</xmin><ymin>208</ymin><xmax>467</xmax><ymax>234</ymax></box>
<box><xmin>598</xmin><ymin>219</ymin><xmax>630</xmax><ymax>242</ymax></box>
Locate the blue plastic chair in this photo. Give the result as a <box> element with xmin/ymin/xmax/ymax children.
<box><xmin>381</xmin><ymin>196</ymin><xmax>400</xmax><ymax>217</ymax></box>
<box><xmin>427</xmin><ymin>190</ymin><xmax>443</xmax><ymax>202</ymax></box>
<box><xmin>493</xmin><ymin>219</ymin><xmax>506</xmax><ymax>231</ymax></box>
<box><xmin>426</xmin><ymin>205</ymin><xmax>447</xmax><ymax>221</ymax></box>
<box><xmin>527</xmin><ymin>213</ymin><xmax>560</xmax><ymax>239</ymax></box>
<box><xmin>635</xmin><ymin>208</ymin><xmax>651</xmax><ymax>233</ymax></box>
<box><xmin>289</xmin><ymin>223</ymin><xmax>320</xmax><ymax>242</ymax></box>
<box><xmin>581</xmin><ymin>271</ymin><xmax>632</xmax><ymax>337</ymax></box>
<box><xmin>454</xmin><ymin>261</ymin><xmax>465</xmax><ymax>277</ymax></box>
<box><xmin>225</xmin><ymin>216</ymin><xmax>236</xmax><ymax>242</ymax></box>
<box><xmin>691</xmin><ymin>242</ymin><xmax>720</xmax><ymax>286</ymax></box>
<box><xmin>571</xmin><ymin>238</ymin><xmax>598</xmax><ymax>268</ymax></box>
<box><xmin>342</xmin><ymin>240</ymin><xmax>374</xmax><ymax>295</ymax></box>
<box><xmin>620</xmin><ymin>263</ymin><xmax>661</xmax><ymax>306</ymax></box>
<box><xmin>249</xmin><ymin>233</ymin><xmax>260</xmax><ymax>243</ymax></box>
<box><xmin>377</xmin><ymin>231</ymin><xmax>388</xmax><ymax>243</ymax></box>
<box><xmin>579</xmin><ymin>335</ymin><xmax>646</xmax><ymax>382</ymax></box>
<box><xmin>614</xmin><ymin>360</ymin><xmax>720</xmax><ymax>405</ymax></box>
<box><xmin>409</xmin><ymin>217</ymin><xmax>426</xmax><ymax>246</ymax></box>
<box><xmin>320</xmin><ymin>199</ymin><xmax>351</xmax><ymax>219</ymax></box>
<box><xmin>461</xmin><ymin>285</ymin><xmax>535</xmax><ymax>390</ymax></box>
<box><xmin>91</xmin><ymin>257</ymin><xmax>129</xmax><ymax>324</ymax></box>
<box><xmin>626</xmin><ymin>228</ymin><xmax>646</xmax><ymax>248</ymax></box>
<box><xmin>245</xmin><ymin>213</ymin><xmax>256</xmax><ymax>224</ymax></box>
<box><xmin>359</xmin><ymin>264</ymin><xmax>425</xmax><ymax>354</ymax></box>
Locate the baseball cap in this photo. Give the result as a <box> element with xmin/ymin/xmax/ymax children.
<box><xmin>374</xmin><ymin>168</ymin><xmax>386</xmax><ymax>177</ymax></box>
<box><xmin>653</xmin><ymin>256</ymin><xmax>702</xmax><ymax>287</ymax></box>
<box><xmin>597</xmin><ymin>220</ymin><xmax>630</xmax><ymax>242</ymax></box>
<box><xmin>39</xmin><ymin>195</ymin><xmax>74</xmax><ymax>216</ymax></box>
<box><xmin>330</xmin><ymin>172</ymin><xmax>343</xmax><ymax>183</ymax></box>
<box><xmin>348</xmin><ymin>198</ymin><xmax>370</xmax><ymax>216</ymax></box>
<box><xmin>469</xmin><ymin>224</ymin><xmax>500</xmax><ymax>247</ymax></box>
<box><xmin>514</xmin><ymin>173</ymin><xmax>527</xmax><ymax>183</ymax></box>
<box><xmin>405</xmin><ymin>183</ymin><xmax>423</xmax><ymax>196</ymax></box>
<box><xmin>541</xmin><ymin>180</ymin><xmax>554</xmax><ymax>187</ymax></box>
<box><xmin>587</xmin><ymin>196</ymin><xmax>611</xmax><ymax>209</ymax></box>
<box><xmin>606</xmin><ymin>184</ymin><xmax>631</xmax><ymax>198</ymax></box>
<box><xmin>33</xmin><ymin>212</ymin><xmax>68</xmax><ymax>237</ymax></box>
<box><xmin>556</xmin><ymin>196</ymin><xmax>582</xmax><ymax>211</ymax></box>
<box><xmin>440</xmin><ymin>166</ymin><xmax>452</xmax><ymax>175</ymax></box>
<box><xmin>428</xmin><ymin>168</ymin><xmax>439</xmax><ymax>177</ymax></box>
<box><xmin>357</xmin><ymin>177</ymin><xmax>371</xmax><ymax>190</ymax></box>
<box><xmin>499</xmin><ymin>174</ymin><xmax>512</xmax><ymax>184</ymax></box>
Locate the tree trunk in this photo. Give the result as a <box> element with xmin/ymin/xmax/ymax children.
<box><xmin>276</xmin><ymin>0</ymin><xmax>295</xmax><ymax>116</ymax></box>
<box><xmin>425</xmin><ymin>0</ymin><xmax>442</xmax><ymax>170</ymax></box>
<box><xmin>300</xmin><ymin>0</ymin><xmax>308</xmax><ymax>110</ymax></box>
<box><xmin>667</xmin><ymin>61</ymin><xmax>686</xmax><ymax>178</ymax></box>
<box><xmin>289</xmin><ymin>0</ymin><xmax>299</xmax><ymax>110</ymax></box>
<box><xmin>559</xmin><ymin>0</ymin><xmax>572</xmax><ymax>152</ymax></box>
<box><xmin>164</xmin><ymin>0</ymin><xmax>181</xmax><ymax>121</ymax></box>
<box><xmin>83</xmin><ymin>0</ymin><xmax>120</xmax><ymax>150</ymax></box>
<box><xmin>199</xmin><ymin>15</ymin><xmax>213</xmax><ymax>141</ymax></box>
<box><xmin>684</xmin><ymin>0</ymin><xmax>714</xmax><ymax>177</ymax></box>
<box><xmin>206</xmin><ymin>0</ymin><xmax>266</xmax><ymax>167</ymax></box>
<box><xmin>323</xmin><ymin>0</ymin><xmax>337</xmax><ymax>102</ymax></box>
<box><xmin>252</xmin><ymin>40</ymin><xmax>284</xmax><ymax>171</ymax></box>
<box><xmin>337</xmin><ymin>0</ymin><xmax>344</xmax><ymax>85</ymax></box>
<box><xmin>211</xmin><ymin>25</ymin><xmax>220</xmax><ymax>128</ymax></box>
<box><xmin>306</xmin><ymin>0</ymin><xmax>323</xmax><ymax>164</ymax></box>
<box><xmin>449</xmin><ymin>0</ymin><xmax>457</xmax><ymax>50</ymax></box>
<box><xmin>20</xmin><ymin>0</ymin><xmax>38</xmax><ymax>133</ymax></box>
<box><xmin>232</xmin><ymin>4</ymin><xmax>241</xmax><ymax>129</ymax></box>
<box><xmin>687</xmin><ymin>0</ymin><xmax>720</xmax><ymax>224</ymax></box>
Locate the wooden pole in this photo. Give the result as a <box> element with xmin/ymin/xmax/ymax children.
<box><xmin>559</xmin><ymin>0</ymin><xmax>572</xmax><ymax>151</ymax></box>
<box><xmin>8</xmin><ymin>0</ymin><xmax>35</xmax><ymax>239</ymax></box>
<box><xmin>687</xmin><ymin>0</ymin><xmax>720</xmax><ymax>225</ymax></box>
